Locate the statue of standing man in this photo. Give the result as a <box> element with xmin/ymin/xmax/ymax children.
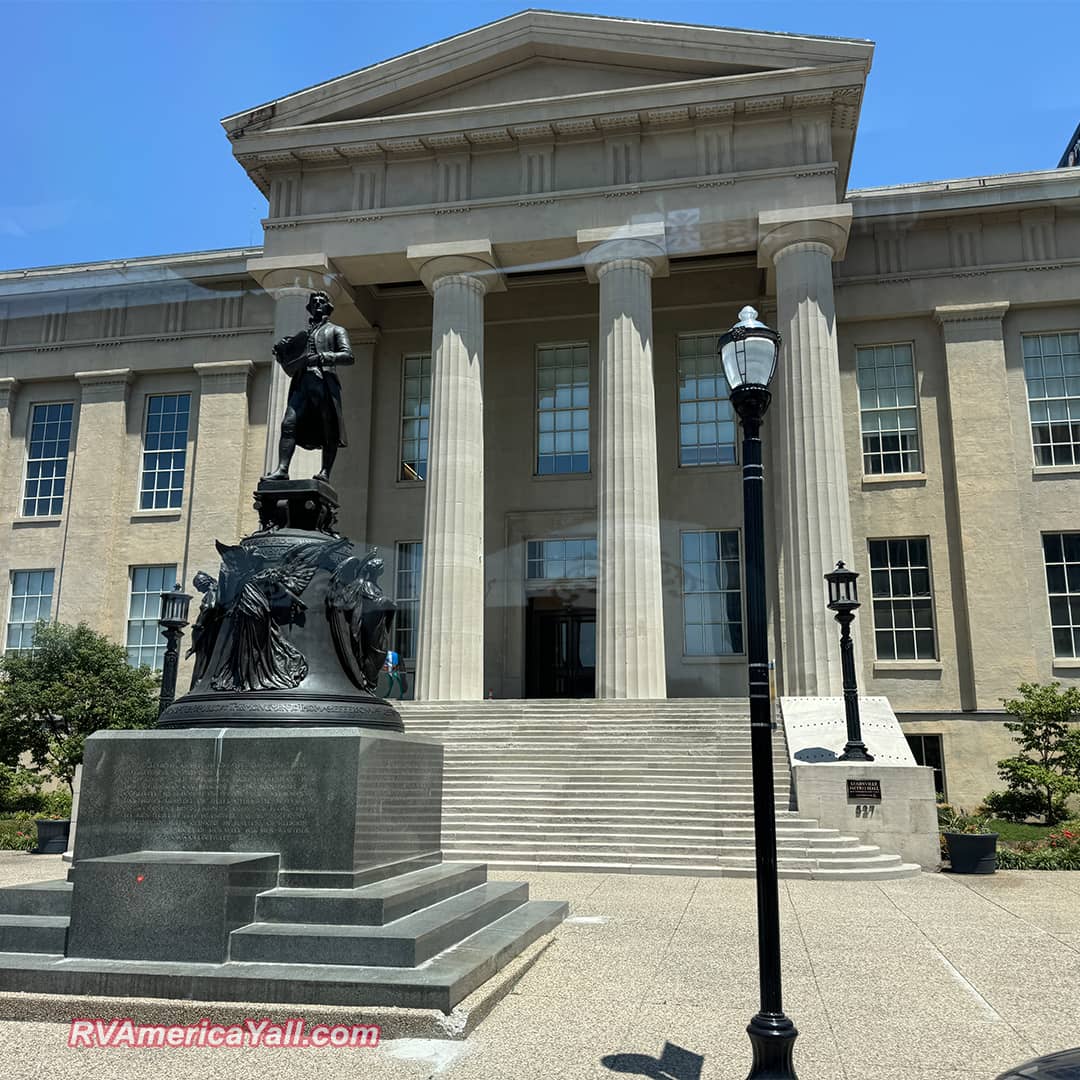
<box><xmin>264</xmin><ymin>290</ymin><xmax>354</xmax><ymax>483</ymax></box>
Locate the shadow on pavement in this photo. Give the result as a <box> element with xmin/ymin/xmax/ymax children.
<box><xmin>601</xmin><ymin>1041</ymin><xmax>705</xmax><ymax>1079</ymax></box>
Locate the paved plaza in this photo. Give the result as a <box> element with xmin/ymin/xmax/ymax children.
<box><xmin>1</xmin><ymin>852</ymin><xmax>1078</xmax><ymax>1079</ymax></box>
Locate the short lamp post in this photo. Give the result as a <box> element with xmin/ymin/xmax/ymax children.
<box><xmin>719</xmin><ymin>306</ymin><xmax>798</xmax><ymax>1080</ymax></box>
<box><xmin>158</xmin><ymin>583</ymin><xmax>192</xmax><ymax>717</ymax></box>
<box><xmin>824</xmin><ymin>562</ymin><xmax>874</xmax><ymax>762</ymax></box>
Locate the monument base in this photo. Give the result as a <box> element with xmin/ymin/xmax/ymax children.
<box><xmin>0</xmin><ymin>725</ymin><xmax>567</xmax><ymax>1011</ymax></box>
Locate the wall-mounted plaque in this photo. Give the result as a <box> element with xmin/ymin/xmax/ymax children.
<box><xmin>846</xmin><ymin>778</ymin><xmax>882</xmax><ymax>801</ymax></box>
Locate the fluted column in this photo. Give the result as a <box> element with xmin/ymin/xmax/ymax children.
<box><xmin>579</xmin><ymin>225</ymin><xmax>668</xmax><ymax>699</ymax></box>
<box><xmin>758</xmin><ymin>205</ymin><xmax>854</xmax><ymax>696</ymax></box>
<box><xmin>407</xmin><ymin>241</ymin><xmax>504</xmax><ymax>701</ymax></box>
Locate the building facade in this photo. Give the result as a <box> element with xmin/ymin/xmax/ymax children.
<box><xmin>1</xmin><ymin>12</ymin><xmax>1078</xmax><ymax>807</ymax></box>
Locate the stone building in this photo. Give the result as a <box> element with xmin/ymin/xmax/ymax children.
<box><xmin>1</xmin><ymin>12</ymin><xmax>1078</xmax><ymax>809</ymax></box>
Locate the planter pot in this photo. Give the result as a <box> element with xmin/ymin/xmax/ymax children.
<box><xmin>34</xmin><ymin>819</ymin><xmax>70</xmax><ymax>855</ymax></box>
<box><xmin>944</xmin><ymin>831</ymin><xmax>998</xmax><ymax>874</ymax></box>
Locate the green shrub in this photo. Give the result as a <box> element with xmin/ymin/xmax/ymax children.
<box><xmin>993</xmin><ymin>682</ymin><xmax>1080</xmax><ymax>826</ymax></box>
<box><xmin>0</xmin><ymin>819</ymin><xmax>37</xmax><ymax>852</ymax></box>
<box><xmin>995</xmin><ymin>824</ymin><xmax>1080</xmax><ymax>870</ymax></box>
<box><xmin>38</xmin><ymin>789</ymin><xmax>72</xmax><ymax>819</ymax></box>
<box><xmin>0</xmin><ymin>763</ymin><xmax>45</xmax><ymax>814</ymax></box>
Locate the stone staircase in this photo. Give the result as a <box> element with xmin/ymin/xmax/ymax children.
<box><xmin>398</xmin><ymin>699</ymin><xmax>920</xmax><ymax>880</ymax></box>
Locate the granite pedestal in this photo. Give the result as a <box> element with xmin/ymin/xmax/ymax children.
<box><xmin>0</xmin><ymin>724</ymin><xmax>566</xmax><ymax>1011</ymax></box>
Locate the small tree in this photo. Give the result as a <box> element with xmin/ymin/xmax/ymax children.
<box><xmin>983</xmin><ymin>682</ymin><xmax>1080</xmax><ymax>825</ymax></box>
<box><xmin>0</xmin><ymin>621</ymin><xmax>159</xmax><ymax>794</ymax></box>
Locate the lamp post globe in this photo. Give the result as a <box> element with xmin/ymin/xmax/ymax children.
<box><xmin>157</xmin><ymin>583</ymin><xmax>192</xmax><ymax>717</ymax></box>
<box><xmin>719</xmin><ymin>308</ymin><xmax>798</xmax><ymax>1080</ymax></box>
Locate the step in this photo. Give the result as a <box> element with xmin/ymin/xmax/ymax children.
<box><xmin>441</xmin><ymin>839</ymin><xmax>720</xmax><ymax>858</ymax></box>
<box><xmin>0</xmin><ymin>880</ymin><xmax>73</xmax><ymax>918</ymax></box>
<box><xmin>0</xmin><ymin>900</ymin><xmax>569</xmax><ymax>1013</ymax></box>
<box><xmin>230</xmin><ymin>882</ymin><xmax>529</xmax><ymax>968</ymax></box>
<box><xmin>722</xmin><ymin>863</ymin><xmax>922</xmax><ymax>881</ymax></box>
<box><xmin>0</xmin><ymin>915</ymin><xmax>69</xmax><ymax>954</ymax></box>
<box><xmin>716</xmin><ymin>851</ymin><xmax>899</xmax><ymax>870</ymax></box>
<box><xmin>254</xmin><ymin>862</ymin><xmax>488</xmax><ymax>926</ymax></box>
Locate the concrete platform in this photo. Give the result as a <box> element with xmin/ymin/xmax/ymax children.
<box><xmin>2</xmin><ymin>853</ymin><xmax>1079</xmax><ymax>1079</ymax></box>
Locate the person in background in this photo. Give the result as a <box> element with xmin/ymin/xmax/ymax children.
<box><xmin>382</xmin><ymin>648</ymin><xmax>408</xmax><ymax>699</ymax></box>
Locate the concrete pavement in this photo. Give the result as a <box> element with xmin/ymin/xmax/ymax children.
<box><xmin>1</xmin><ymin>852</ymin><xmax>1078</xmax><ymax>1079</ymax></box>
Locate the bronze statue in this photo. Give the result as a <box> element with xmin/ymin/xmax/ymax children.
<box><xmin>265</xmin><ymin>290</ymin><xmax>354</xmax><ymax>482</ymax></box>
<box><xmin>208</xmin><ymin>537</ymin><xmax>349</xmax><ymax>693</ymax></box>
<box><xmin>326</xmin><ymin>549</ymin><xmax>396</xmax><ymax>693</ymax></box>
<box><xmin>186</xmin><ymin>570</ymin><xmax>222</xmax><ymax>686</ymax></box>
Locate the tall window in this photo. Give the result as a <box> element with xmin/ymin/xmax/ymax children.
<box><xmin>5</xmin><ymin>570</ymin><xmax>54</xmax><ymax>655</ymax></box>
<box><xmin>126</xmin><ymin>564</ymin><xmax>176</xmax><ymax>670</ymax></box>
<box><xmin>140</xmin><ymin>393</ymin><xmax>191</xmax><ymax>510</ymax></box>
<box><xmin>856</xmin><ymin>344</ymin><xmax>921</xmax><ymax>475</ymax></box>
<box><xmin>23</xmin><ymin>402</ymin><xmax>73</xmax><ymax>517</ymax></box>
<box><xmin>536</xmin><ymin>343</ymin><xmax>589</xmax><ymax>475</ymax></box>
<box><xmin>400</xmin><ymin>354</ymin><xmax>431</xmax><ymax>481</ymax></box>
<box><xmin>681</xmin><ymin>530</ymin><xmax>742</xmax><ymax>656</ymax></box>
<box><xmin>394</xmin><ymin>542</ymin><xmax>423</xmax><ymax>660</ymax></box>
<box><xmin>906</xmin><ymin>734</ymin><xmax>946</xmax><ymax>799</ymax></box>
<box><xmin>1023</xmin><ymin>331</ymin><xmax>1080</xmax><ymax>467</ymax></box>
<box><xmin>677</xmin><ymin>332</ymin><xmax>736</xmax><ymax>466</ymax></box>
<box><xmin>1043</xmin><ymin>533</ymin><xmax>1080</xmax><ymax>658</ymax></box>
<box><xmin>526</xmin><ymin>538</ymin><xmax>598</xmax><ymax>580</ymax></box>
<box><xmin>868</xmin><ymin>538</ymin><xmax>936</xmax><ymax>660</ymax></box>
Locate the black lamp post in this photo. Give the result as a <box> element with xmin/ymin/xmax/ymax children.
<box><xmin>824</xmin><ymin>562</ymin><xmax>874</xmax><ymax>762</ymax></box>
<box><xmin>719</xmin><ymin>306</ymin><xmax>798</xmax><ymax>1080</ymax></box>
<box><xmin>158</xmin><ymin>582</ymin><xmax>192</xmax><ymax>717</ymax></box>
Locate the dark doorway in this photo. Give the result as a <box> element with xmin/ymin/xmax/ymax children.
<box><xmin>526</xmin><ymin>595</ymin><xmax>596</xmax><ymax>698</ymax></box>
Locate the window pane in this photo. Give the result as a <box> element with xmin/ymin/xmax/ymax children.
<box><xmin>536</xmin><ymin>344</ymin><xmax>589</xmax><ymax>475</ymax></box>
<box><xmin>677</xmin><ymin>334</ymin><xmax>737</xmax><ymax>468</ymax></box>
<box><xmin>23</xmin><ymin>403</ymin><xmax>75</xmax><ymax>516</ymax></box>
<box><xmin>681</xmin><ymin>530</ymin><xmax>742</xmax><ymax>656</ymax></box>
<box><xmin>1044</xmin><ymin>532</ymin><xmax>1080</xmax><ymax>658</ymax></box>
<box><xmin>400</xmin><ymin>355</ymin><xmax>432</xmax><ymax>481</ymax></box>
<box><xmin>139</xmin><ymin>394</ymin><xmax>190</xmax><ymax>510</ymax></box>
<box><xmin>856</xmin><ymin>345</ymin><xmax>922</xmax><ymax>476</ymax></box>
<box><xmin>126</xmin><ymin>564</ymin><xmax>177</xmax><ymax>671</ymax></box>
<box><xmin>6</xmin><ymin>569</ymin><xmax>56</xmax><ymax>655</ymax></box>
<box><xmin>867</xmin><ymin>537</ymin><xmax>937</xmax><ymax>660</ymax></box>
<box><xmin>1026</xmin><ymin>333</ymin><xmax>1080</xmax><ymax>467</ymax></box>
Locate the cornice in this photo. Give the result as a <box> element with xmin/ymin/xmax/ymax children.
<box><xmin>0</xmin><ymin>376</ymin><xmax>18</xmax><ymax>410</ymax></box>
<box><xmin>260</xmin><ymin>161</ymin><xmax>839</xmax><ymax>237</ymax></box>
<box><xmin>836</xmin><ymin>256</ymin><xmax>1080</xmax><ymax>290</ymax></box>
<box><xmin>934</xmin><ymin>301</ymin><xmax>1010</xmax><ymax>326</ymax></box>
<box><xmin>0</xmin><ymin>326</ymin><xmax>271</xmax><ymax>358</ymax></box>
<box><xmin>233</xmin><ymin>69</ymin><xmax>865</xmax><ymax>197</ymax></box>
<box><xmin>75</xmin><ymin>367</ymin><xmax>134</xmax><ymax>402</ymax></box>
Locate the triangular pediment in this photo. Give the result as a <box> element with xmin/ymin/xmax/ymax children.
<box><xmin>223</xmin><ymin>10</ymin><xmax>873</xmax><ymax>134</ymax></box>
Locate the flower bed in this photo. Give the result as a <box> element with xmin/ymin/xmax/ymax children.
<box><xmin>996</xmin><ymin>827</ymin><xmax>1080</xmax><ymax>870</ymax></box>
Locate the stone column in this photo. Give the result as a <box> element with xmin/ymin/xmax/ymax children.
<box><xmin>935</xmin><ymin>302</ymin><xmax>1036</xmax><ymax>706</ymax></box>
<box><xmin>406</xmin><ymin>241</ymin><xmax>504</xmax><ymax>701</ymax></box>
<box><xmin>58</xmin><ymin>369</ymin><xmax>133</xmax><ymax>627</ymax></box>
<box><xmin>758</xmin><ymin>205</ymin><xmax>854</xmax><ymax>697</ymax></box>
<box><xmin>578</xmin><ymin>224</ymin><xmax>668</xmax><ymax>699</ymax></box>
<box><xmin>188</xmin><ymin>360</ymin><xmax>254</xmax><ymax>575</ymax></box>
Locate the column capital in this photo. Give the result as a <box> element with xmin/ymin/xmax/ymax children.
<box><xmin>194</xmin><ymin>359</ymin><xmax>254</xmax><ymax>393</ymax></box>
<box><xmin>757</xmin><ymin>204</ymin><xmax>853</xmax><ymax>267</ymax></box>
<box><xmin>934</xmin><ymin>301</ymin><xmax>1010</xmax><ymax>333</ymax></box>
<box><xmin>406</xmin><ymin>239</ymin><xmax>506</xmax><ymax>295</ymax></box>
<box><xmin>75</xmin><ymin>368</ymin><xmax>133</xmax><ymax>403</ymax></box>
<box><xmin>0</xmin><ymin>376</ymin><xmax>18</xmax><ymax>411</ymax></box>
<box><xmin>245</xmin><ymin>253</ymin><xmax>375</xmax><ymax>328</ymax></box>
<box><xmin>577</xmin><ymin>222</ymin><xmax>669</xmax><ymax>282</ymax></box>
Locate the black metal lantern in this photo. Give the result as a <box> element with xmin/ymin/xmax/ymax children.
<box><xmin>157</xmin><ymin>583</ymin><xmax>192</xmax><ymax>716</ymax></box>
<box><xmin>718</xmin><ymin>306</ymin><xmax>781</xmax><ymax>394</ymax></box>
<box><xmin>823</xmin><ymin>561</ymin><xmax>874</xmax><ymax>763</ymax></box>
<box><xmin>824</xmin><ymin>561</ymin><xmax>860</xmax><ymax>612</ymax></box>
<box><xmin>159</xmin><ymin>584</ymin><xmax>192</xmax><ymax>630</ymax></box>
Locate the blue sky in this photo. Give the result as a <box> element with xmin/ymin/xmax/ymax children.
<box><xmin>1</xmin><ymin>0</ymin><xmax>1076</xmax><ymax>270</ymax></box>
